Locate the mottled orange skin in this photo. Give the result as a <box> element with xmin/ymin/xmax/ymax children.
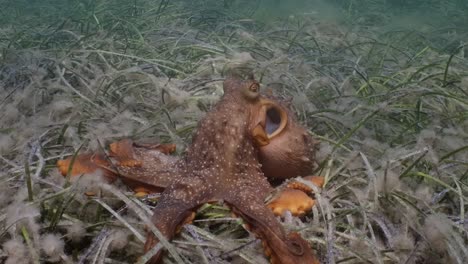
<box><xmin>254</xmin><ymin>98</ymin><xmax>319</xmax><ymax>180</ymax></box>
<box><xmin>141</xmin><ymin>77</ymin><xmax>319</xmax><ymax>264</ymax></box>
<box><xmin>56</xmin><ymin>153</ymin><xmax>116</xmax><ymax>181</ymax></box>
<box><xmin>57</xmin><ymin>77</ymin><xmax>323</xmax><ymax>264</ymax></box>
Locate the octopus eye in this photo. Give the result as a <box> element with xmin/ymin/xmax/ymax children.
<box><xmin>265</xmin><ymin>107</ymin><xmax>282</xmax><ymax>135</ymax></box>
<box><xmin>263</xmin><ymin>104</ymin><xmax>288</xmax><ymax>138</ymax></box>
<box><xmin>249</xmin><ymin>83</ymin><xmax>259</xmax><ymax>93</ymax></box>
<box><xmin>242</xmin><ymin>82</ymin><xmax>260</xmax><ymax>100</ymax></box>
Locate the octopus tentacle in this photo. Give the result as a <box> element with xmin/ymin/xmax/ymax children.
<box><xmin>109</xmin><ymin>139</ymin><xmax>142</xmax><ymax>167</ymax></box>
<box><xmin>287</xmin><ymin>176</ymin><xmax>325</xmax><ymax>194</ymax></box>
<box><xmin>226</xmin><ymin>189</ymin><xmax>319</xmax><ymax>264</ymax></box>
<box><xmin>56</xmin><ymin>153</ymin><xmax>117</xmax><ymax>181</ymax></box>
<box><xmin>109</xmin><ymin>139</ymin><xmax>176</xmax><ymax>167</ymax></box>
<box><xmin>133</xmin><ymin>142</ymin><xmax>176</xmax><ymax>154</ymax></box>
<box><xmin>113</xmin><ymin>143</ymin><xmax>179</xmax><ymax>194</ymax></box>
<box><xmin>57</xmin><ymin>139</ymin><xmax>180</xmax><ymax>193</ymax></box>
<box><xmin>144</xmin><ymin>181</ymin><xmax>214</xmax><ymax>264</ymax></box>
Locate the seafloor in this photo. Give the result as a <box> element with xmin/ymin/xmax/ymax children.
<box><xmin>0</xmin><ymin>0</ymin><xmax>467</xmax><ymax>263</ymax></box>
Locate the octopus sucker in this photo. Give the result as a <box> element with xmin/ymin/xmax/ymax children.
<box><xmin>287</xmin><ymin>176</ymin><xmax>325</xmax><ymax>194</ymax></box>
<box><xmin>57</xmin><ymin>76</ymin><xmax>322</xmax><ymax>263</ymax></box>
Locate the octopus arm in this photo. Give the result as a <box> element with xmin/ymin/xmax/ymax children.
<box><xmin>287</xmin><ymin>176</ymin><xmax>325</xmax><ymax>194</ymax></box>
<box><xmin>144</xmin><ymin>182</ymin><xmax>213</xmax><ymax>264</ymax></box>
<box><xmin>56</xmin><ymin>153</ymin><xmax>117</xmax><ymax>182</ymax></box>
<box><xmin>56</xmin><ymin>139</ymin><xmax>179</xmax><ymax>194</ymax></box>
<box><xmin>226</xmin><ymin>188</ymin><xmax>319</xmax><ymax>264</ymax></box>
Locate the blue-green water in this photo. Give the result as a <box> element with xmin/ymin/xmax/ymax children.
<box><xmin>0</xmin><ymin>1</ymin><xmax>467</xmax><ymax>264</ymax></box>
<box><xmin>1</xmin><ymin>0</ymin><xmax>467</xmax><ymax>52</ymax></box>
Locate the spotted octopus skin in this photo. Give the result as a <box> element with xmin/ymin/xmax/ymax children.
<box><xmin>255</xmin><ymin>97</ymin><xmax>319</xmax><ymax>181</ymax></box>
<box><xmin>143</xmin><ymin>77</ymin><xmax>319</xmax><ymax>264</ymax></box>
<box><xmin>56</xmin><ymin>77</ymin><xmax>321</xmax><ymax>263</ymax></box>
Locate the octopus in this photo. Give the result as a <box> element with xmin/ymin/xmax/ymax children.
<box><xmin>57</xmin><ymin>76</ymin><xmax>324</xmax><ymax>264</ymax></box>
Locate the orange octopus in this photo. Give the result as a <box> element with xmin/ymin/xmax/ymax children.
<box><xmin>57</xmin><ymin>76</ymin><xmax>324</xmax><ymax>264</ymax></box>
